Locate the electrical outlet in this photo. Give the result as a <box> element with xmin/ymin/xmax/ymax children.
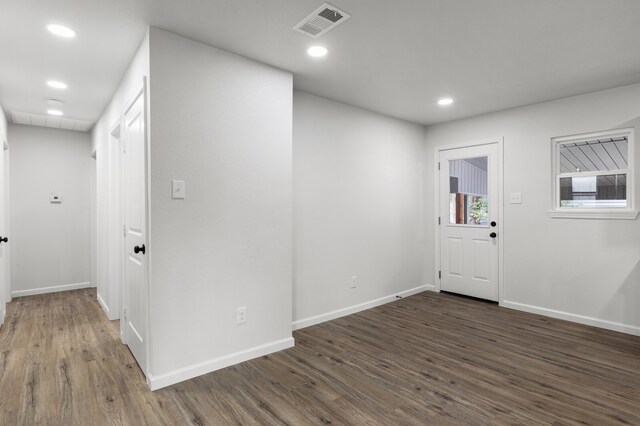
<box><xmin>350</xmin><ymin>275</ymin><xmax>357</xmax><ymax>289</ymax></box>
<box><xmin>236</xmin><ymin>306</ymin><xmax>247</xmax><ymax>324</ymax></box>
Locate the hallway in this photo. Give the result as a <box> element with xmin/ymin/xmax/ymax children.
<box><xmin>0</xmin><ymin>289</ymin><xmax>152</xmax><ymax>424</ymax></box>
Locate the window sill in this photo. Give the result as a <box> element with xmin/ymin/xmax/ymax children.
<box><xmin>548</xmin><ymin>210</ymin><xmax>639</xmax><ymax>220</ymax></box>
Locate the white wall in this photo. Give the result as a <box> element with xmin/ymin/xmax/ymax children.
<box><xmin>0</xmin><ymin>105</ymin><xmax>6</xmax><ymax>146</ymax></box>
<box><xmin>9</xmin><ymin>125</ymin><xmax>92</xmax><ymax>296</ymax></box>
<box><xmin>424</xmin><ymin>83</ymin><xmax>640</xmax><ymax>335</ymax></box>
<box><xmin>147</xmin><ymin>28</ymin><xmax>293</xmax><ymax>389</ymax></box>
<box><xmin>92</xmin><ymin>30</ymin><xmax>149</xmax><ymax>320</ymax></box>
<box><xmin>293</xmin><ymin>92</ymin><xmax>426</xmax><ymax>328</ymax></box>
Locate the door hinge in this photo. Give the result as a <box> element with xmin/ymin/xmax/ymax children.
<box><xmin>438</xmin><ymin>162</ymin><xmax>440</xmax><ymax>171</ymax></box>
<box><xmin>123</xmin><ymin>224</ymin><xmax>126</xmax><ymax>237</ymax></box>
<box><xmin>122</xmin><ymin>140</ymin><xmax>127</xmax><ymax>154</ymax></box>
<box><xmin>438</xmin><ymin>216</ymin><xmax>441</xmax><ymax>225</ymax></box>
<box><xmin>123</xmin><ymin>307</ymin><xmax>127</xmax><ymax>321</ymax></box>
<box><xmin>438</xmin><ymin>270</ymin><xmax>441</xmax><ymax>279</ymax></box>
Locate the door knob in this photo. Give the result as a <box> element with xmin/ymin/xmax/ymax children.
<box><xmin>134</xmin><ymin>244</ymin><xmax>145</xmax><ymax>255</ymax></box>
<box><xmin>0</xmin><ymin>236</ymin><xmax>7</xmax><ymax>243</ymax></box>
<box><xmin>490</xmin><ymin>221</ymin><xmax>497</xmax><ymax>227</ymax></box>
<box><xmin>490</xmin><ymin>232</ymin><xmax>497</xmax><ymax>238</ymax></box>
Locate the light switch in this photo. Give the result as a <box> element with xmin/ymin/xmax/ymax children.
<box><xmin>50</xmin><ymin>191</ymin><xmax>62</xmax><ymax>203</ymax></box>
<box><xmin>172</xmin><ymin>180</ymin><xmax>185</xmax><ymax>199</ymax></box>
<box><xmin>509</xmin><ymin>192</ymin><xmax>522</xmax><ymax>204</ymax></box>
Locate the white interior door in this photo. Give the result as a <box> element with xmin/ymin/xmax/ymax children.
<box><xmin>0</xmin><ymin>141</ymin><xmax>6</xmax><ymax>322</ymax></box>
<box><xmin>439</xmin><ymin>143</ymin><xmax>499</xmax><ymax>301</ymax></box>
<box><xmin>2</xmin><ymin>143</ymin><xmax>8</xmax><ymax>306</ymax></box>
<box><xmin>123</xmin><ymin>88</ymin><xmax>148</xmax><ymax>374</ymax></box>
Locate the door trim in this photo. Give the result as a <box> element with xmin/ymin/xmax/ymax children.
<box><xmin>120</xmin><ymin>78</ymin><xmax>151</xmax><ymax>379</ymax></box>
<box><xmin>433</xmin><ymin>137</ymin><xmax>505</xmax><ymax>304</ymax></box>
<box><xmin>109</xmin><ymin>119</ymin><xmax>122</xmax><ymax>322</ymax></box>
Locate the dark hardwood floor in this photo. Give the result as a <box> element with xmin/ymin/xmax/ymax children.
<box><xmin>0</xmin><ymin>288</ymin><xmax>638</xmax><ymax>425</ymax></box>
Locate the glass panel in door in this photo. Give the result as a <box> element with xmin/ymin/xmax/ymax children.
<box><xmin>449</xmin><ymin>157</ymin><xmax>489</xmax><ymax>225</ymax></box>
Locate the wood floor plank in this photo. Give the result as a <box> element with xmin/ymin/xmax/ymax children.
<box><xmin>1</xmin><ymin>288</ymin><xmax>639</xmax><ymax>425</ymax></box>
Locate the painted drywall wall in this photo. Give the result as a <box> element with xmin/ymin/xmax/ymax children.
<box><xmin>92</xmin><ymin>30</ymin><xmax>149</xmax><ymax>320</ymax></box>
<box><xmin>9</xmin><ymin>125</ymin><xmax>91</xmax><ymax>296</ymax></box>
<box><xmin>0</xmin><ymin>104</ymin><xmax>7</xmax><ymax>323</ymax></box>
<box><xmin>293</xmin><ymin>92</ymin><xmax>426</xmax><ymax>328</ymax></box>
<box><xmin>424</xmin><ymin>83</ymin><xmax>640</xmax><ymax>334</ymax></box>
<box><xmin>0</xmin><ymin>106</ymin><xmax>6</xmax><ymax>142</ymax></box>
<box><xmin>147</xmin><ymin>27</ymin><xmax>293</xmax><ymax>388</ymax></box>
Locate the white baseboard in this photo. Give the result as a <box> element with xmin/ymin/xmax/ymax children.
<box><xmin>501</xmin><ymin>300</ymin><xmax>640</xmax><ymax>337</ymax></box>
<box><xmin>0</xmin><ymin>304</ymin><xmax>5</xmax><ymax>327</ymax></box>
<box><xmin>12</xmin><ymin>282</ymin><xmax>92</xmax><ymax>298</ymax></box>
<box><xmin>424</xmin><ymin>283</ymin><xmax>437</xmax><ymax>292</ymax></box>
<box><xmin>147</xmin><ymin>337</ymin><xmax>295</xmax><ymax>391</ymax></box>
<box><xmin>292</xmin><ymin>284</ymin><xmax>431</xmax><ymax>331</ymax></box>
<box><xmin>97</xmin><ymin>291</ymin><xmax>115</xmax><ymax>320</ymax></box>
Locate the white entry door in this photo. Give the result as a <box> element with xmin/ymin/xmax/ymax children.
<box><xmin>439</xmin><ymin>143</ymin><xmax>499</xmax><ymax>301</ymax></box>
<box><xmin>123</xmin><ymin>88</ymin><xmax>148</xmax><ymax>373</ymax></box>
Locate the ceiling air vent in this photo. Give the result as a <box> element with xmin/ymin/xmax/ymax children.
<box><xmin>293</xmin><ymin>3</ymin><xmax>350</xmax><ymax>38</ymax></box>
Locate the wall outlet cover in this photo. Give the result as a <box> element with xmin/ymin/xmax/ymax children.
<box><xmin>236</xmin><ymin>306</ymin><xmax>247</xmax><ymax>324</ymax></box>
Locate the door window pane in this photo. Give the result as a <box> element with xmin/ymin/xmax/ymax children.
<box><xmin>449</xmin><ymin>157</ymin><xmax>489</xmax><ymax>225</ymax></box>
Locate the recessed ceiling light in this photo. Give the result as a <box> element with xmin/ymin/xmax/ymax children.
<box><xmin>307</xmin><ymin>46</ymin><xmax>328</xmax><ymax>58</ymax></box>
<box><xmin>46</xmin><ymin>24</ymin><xmax>76</xmax><ymax>38</ymax></box>
<box><xmin>438</xmin><ymin>97</ymin><xmax>454</xmax><ymax>106</ymax></box>
<box><xmin>47</xmin><ymin>80</ymin><xmax>67</xmax><ymax>89</ymax></box>
<box><xmin>47</xmin><ymin>109</ymin><xmax>64</xmax><ymax>116</ymax></box>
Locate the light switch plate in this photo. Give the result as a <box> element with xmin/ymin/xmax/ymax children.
<box><xmin>50</xmin><ymin>191</ymin><xmax>61</xmax><ymax>203</ymax></box>
<box><xmin>509</xmin><ymin>192</ymin><xmax>522</xmax><ymax>204</ymax></box>
<box><xmin>172</xmin><ymin>180</ymin><xmax>185</xmax><ymax>199</ymax></box>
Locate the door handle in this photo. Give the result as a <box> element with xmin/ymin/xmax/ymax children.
<box><xmin>490</xmin><ymin>232</ymin><xmax>497</xmax><ymax>238</ymax></box>
<box><xmin>134</xmin><ymin>244</ymin><xmax>146</xmax><ymax>255</ymax></box>
<box><xmin>0</xmin><ymin>236</ymin><xmax>7</xmax><ymax>243</ymax></box>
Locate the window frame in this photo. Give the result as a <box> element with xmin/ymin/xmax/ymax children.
<box><xmin>549</xmin><ymin>127</ymin><xmax>638</xmax><ymax>220</ymax></box>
